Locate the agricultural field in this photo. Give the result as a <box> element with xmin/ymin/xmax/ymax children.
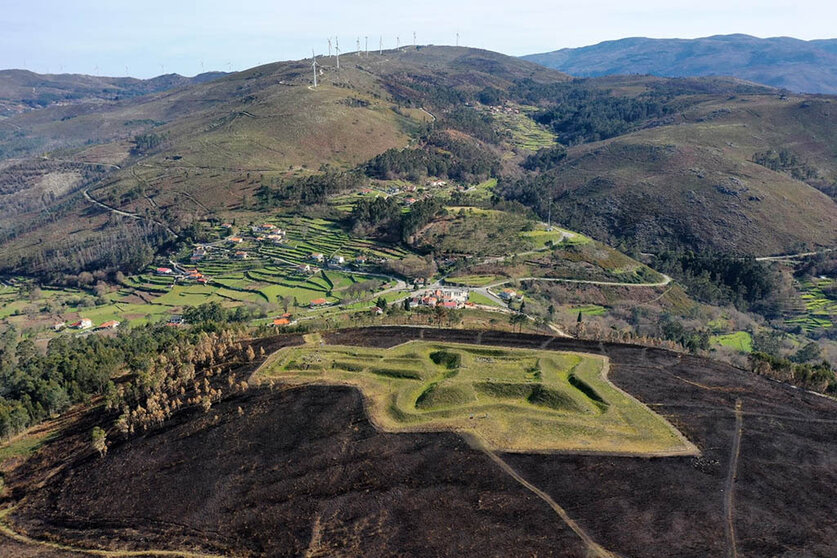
<box><xmin>785</xmin><ymin>277</ymin><xmax>836</xmax><ymax>332</ymax></box>
<box><xmin>487</xmin><ymin>104</ymin><xmax>558</xmax><ymax>151</ymax></box>
<box><xmin>259</xmin><ymin>341</ymin><xmax>694</xmax><ymax>454</ymax></box>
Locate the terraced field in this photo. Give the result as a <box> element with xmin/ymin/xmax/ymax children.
<box><xmin>786</xmin><ymin>278</ymin><xmax>836</xmax><ymax>332</ymax></box>
<box><xmin>258</xmin><ymin>341</ymin><xmax>695</xmax><ymax>454</ymax></box>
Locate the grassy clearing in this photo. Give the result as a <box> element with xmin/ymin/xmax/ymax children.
<box><xmin>711</xmin><ymin>331</ymin><xmax>753</xmax><ymax>353</ymax></box>
<box><xmin>467</xmin><ymin>292</ymin><xmax>502</xmax><ymax>306</ymax></box>
<box><xmin>258</xmin><ymin>341</ymin><xmax>693</xmax><ymax>454</ymax></box>
<box><xmin>573</xmin><ymin>305</ymin><xmax>607</xmax><ymax>317</ymax></box>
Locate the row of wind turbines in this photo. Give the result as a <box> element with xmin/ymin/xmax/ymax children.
<box><xmin>310</xmin><ymin>32</ymin><xmax>462</xmax><ymax>88</ymax></box>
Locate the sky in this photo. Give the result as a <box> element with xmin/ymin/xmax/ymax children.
<box><xmin>2</xmin><ymin>0</ymin><xmax>836</xmax><ymax>78</ymax></box>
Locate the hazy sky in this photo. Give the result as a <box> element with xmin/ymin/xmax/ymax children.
<box><xmin>2</xmin><ymin>0</ymin><xmax>835</xmax><ymax>78</ymax></box>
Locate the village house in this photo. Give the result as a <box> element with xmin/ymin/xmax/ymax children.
<box><xmin>97</xmin><ymin>320</ymin><xmax>120</xmax><ymax>330</ymax></box>
<box><xmin>310</xmin><ymin>252</ymin><xmax>325</xmax><ymax>263</ymax></box>
<box><xmin>498</xmin><ymin>288</ymin><xmax>522</xmax><ymax>302</ymax></box>
<box><xmin>227</xmin><ymin>237</ymin><xmax>244</xmax><ymax>244</ymax></box>
<box><xmin>190</xmin><ymin>248</ymin><xmax>207</xmax><ymax>262</ymax></box>
<box><xmin>329</xmin><ymin>255</ymin><xmax>345</xmax><ymax>267</ymax></box>
<box><xmin>309</xmin><ymin>298</ymin><xmax>329</xmax><ymax>308</ymax></box>
<box><xmin>155</xmin><ymin>267</ymin><xmax>174</xmax><ymax>275</ymax></box>
<box><xmin>234</xmin><ymin>251</ymin><xmax>248</xmax><ymax>260</ymax></box>
<box><xmin>70</xmin><ymin>318</ymin><xmax>93</xmax><ymax>330</ymax></box>
<box><xmin>295</xmin><ymin>264</ymin><xmax>313</xmax><ymax>275</ymax></box>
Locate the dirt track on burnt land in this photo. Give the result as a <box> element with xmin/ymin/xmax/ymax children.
<box><xmin>3</xmin><ymin>327</ymin><xmax>836</xmax><ymax>557</ymax></box>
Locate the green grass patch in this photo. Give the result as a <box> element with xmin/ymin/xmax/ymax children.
<box><xmin>259</xmin><ymin>341</ymin><xmax>694</xmax><ymax>454</ymax></box>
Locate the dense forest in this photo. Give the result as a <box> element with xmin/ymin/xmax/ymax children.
<box><xmin>651</xmin><ymin>251</ymin><xmax>782</xmax><ymax>315</ymax></box>
<box><xmin>364</xmin><ymin>131</ymin><xmax>499</xmax><ymax>183</ymax></box>
<box><xmin>508</xmin><ymin>79</ymin><xmax>672</xmax><ymax>145</ymax></box>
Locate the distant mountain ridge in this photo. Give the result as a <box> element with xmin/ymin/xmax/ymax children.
<box><xmin>0</xmin><ymin>70</ymin><xmax>227</xmax><ymax>116</ymax></box>
<box><xmin>523</xmin><ymin>34</ymin><xmax>837</xmax><ymax>94</ymax></box>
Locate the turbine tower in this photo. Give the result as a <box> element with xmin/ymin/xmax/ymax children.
<box><xmin>396</xmin><ymin>36</ymin><xmax>400</xmax><ymax>49</ymax></box>
<box><xmin>328</xmin><ymin>38</ymin><xmax>332</xmax><ymax>56</ymax></box>
<box><xmin>365</xmin><ymin>36</ymin><xmax>368</xmax><ymax>56</ymax></box>
<box><xmin>357</xmin><ymin>37</ymin><xmax>361</xmax><ymax>57</ymax></box>
<box><xmin>456</xmin><ymin>32</ymin><xmax>459</xmax><ymax>47</ymax></box>
<box><xmin>413</xmin><ymin>31</ymin><xmax>416</xmax><ymax>47</ymax></box>
<box><xmin>335</xmin><ymin>37</ymin><xmax>340</xmax><ymax>70</ymax></box>
<box><xmin>311</xmin><ymin>49</ymin><xmax>318</xmax><ymax>88</ymax></box>
<box><xmin>379</xmin><ymin>36</ymin><xmax>383</xmax><ymax>55</ymax></box>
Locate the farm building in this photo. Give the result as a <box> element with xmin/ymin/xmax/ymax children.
<box><xmin>309</xmin><ymin>298</ymin><xmax>329</xmax><ymax>307</ymax></box>
<box><xmin>155</xmin><ymin>267</ymin><xmax>174</xmax><ymax>275</ymax></box>
<box><xmin>69</xmin><ymin>319</ymin><xmax>93</xmax><ymax>330</ymax></box>
<box><xmin>97</xmin><ymin>320</ymin><xmax>120</xmax><ymax>330</ymax></box>
<box><xmin>310</xmin><ymin>253</ymin><xmax>325</xmax><ymax>262</ymax></box>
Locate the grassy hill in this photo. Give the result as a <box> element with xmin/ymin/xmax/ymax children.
<box><xmin>523</xmin><ymin>34</ymin><xmax>837</xmax><ymax>94</ymax></box>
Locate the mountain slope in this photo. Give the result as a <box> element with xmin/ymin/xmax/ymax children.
<box><xmin>499</xmin><ymin>76</ymin><xmax>837</xmax><ymax>255</ymax></box>
<box><xmin>523</xmin><ymin>34</ymin><xmax>837</xmax><ymax>94</ymax></box>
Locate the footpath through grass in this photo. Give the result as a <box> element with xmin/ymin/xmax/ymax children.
<box><xmin>258</xmin><ymin>341</ymin><xmax>694</xmax><ymax>455</ymax></box>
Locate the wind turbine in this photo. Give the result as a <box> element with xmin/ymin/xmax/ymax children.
<box><xmin>456</xmin><ymin>32</ymin><xmax>459</xmax><ymax>47</ymax></box>
<box><xmin>413</xmin><ymin>31</ymin><xmax>416</xmax><ymax>47</ymax></box>
<box><xmin>396</xmin><ymin>36</ymin><xmax>400</xmax><ymax>49</ymax></box>
<box><xmin>311</xmin><ymin>49</ymin><xmax>318</xmax><ymax>88</ymax></box>
<box><xmin>335</xmin><ymin>37</ymin><xmax>340</xmax><ymax>70</ymax></box>
<box><xmin>357</xmin><ymin>37</ymin><xmax>361</xmax><ymax>57</ymax></box>
<box><xmin>379</xmin><ymin>36</ymin><xmax>383</xmax><ymax>55</ymax></box>
<box><xmin>365</xmin><ymin>36</ymin><xmax>368</xmax><ymax>56</ymax></box>
<box><xmin>328</xmin><ymin>38</ymin><xmax>332</xmax><ymax>56</ymax></box>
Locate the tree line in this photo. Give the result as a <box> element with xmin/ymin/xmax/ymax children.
<box><xmin>0</xmin><ymin>303</ymin><xmax>257</xmax><ymax>440</ymax></box>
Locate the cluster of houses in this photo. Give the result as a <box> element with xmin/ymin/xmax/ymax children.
<box><xmin>156</xmin><ymin>266</ymin><xmax>208</xmax><ymax>284</ymax></box>
<box><xmin>252</xmin><ymin>223</ymin><xmax>286</xmax><ymax>245</ymax></box>
<box><xmin>409</xmin><ymin>288</ymin><xmax>468</xmax><ymax>310</ymax></box>
<box><xmin>53</xmin><ymin>318</ymin><xmax>120</xmax><ymax>332</ymax></box>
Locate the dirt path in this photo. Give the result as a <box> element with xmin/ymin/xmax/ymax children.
<box><xmin>724</xmin><ymin>399</ymin><xmax>743</xmax><ymax>558</ymax></box>
<box><xmin>470</xmin><ymin>438</ymin><xmax>617</xmax><ymax>558</ymax></box>
<box><xmin>0</xmin><ymin>508</ymin><xmax>226</xmax><ymax>558</ymax></box>
<box><xmin>83</xmin><ymin>188</ymin><xmax>179</xmax><ymax>238</ymax></box>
